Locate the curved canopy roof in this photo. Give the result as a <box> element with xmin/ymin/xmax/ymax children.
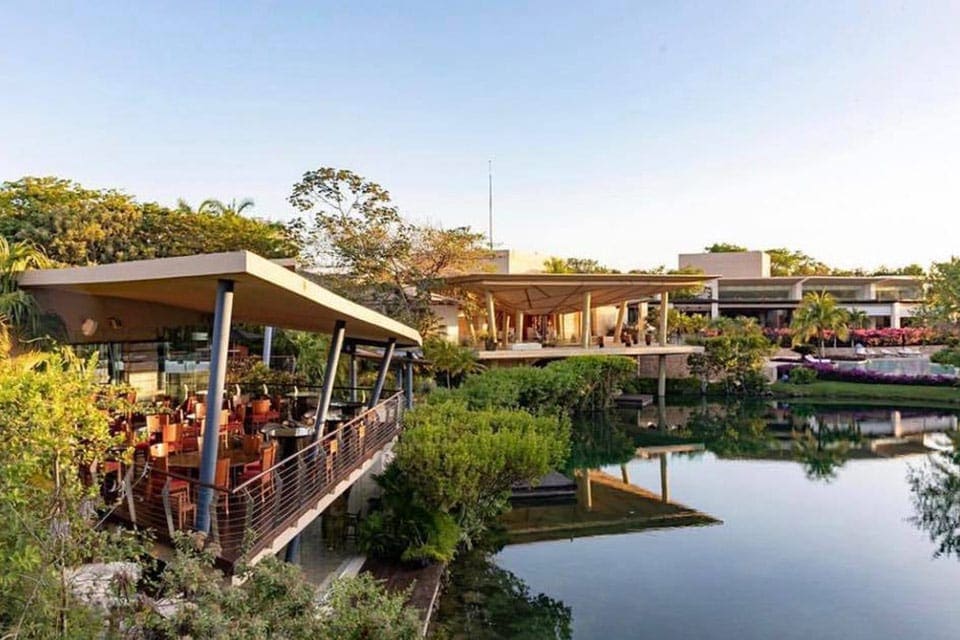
<box><xmin>445</xmin><ymin>272</ymin><xmax>718</xmax><ymax>315</ymax></box>
<box><xmin>18</xmin><ymin>251</ymin><xmax>421</xmax><ymax>346</ymax></box>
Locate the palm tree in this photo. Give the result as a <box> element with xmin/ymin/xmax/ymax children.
<box><xmin>847</xmin><ymin>308</ymin><xmax>869</xmax><ymax>330</ymax></box>
<box><xmin>790</xmin><ymin>291</ymin><xmax>850</xmax><ymax>359</ymax></box>
<box><xmin>197</xmin><ymin>198</ymin><xmax>255</xmax><ymax>216</ymax></box>
<box><xmin>0</xmin><ymin>237</ymin><xmax>52</xmax><ymax>355</ymax></box>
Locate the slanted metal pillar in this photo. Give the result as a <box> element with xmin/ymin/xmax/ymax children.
<box><xmin>262</xmin><ymin>326</ymin><xmax>274</xmax><ymax>367</ymax></box>
<box><xmin>312</xmin><ymin>320</ymin><xmax>346</xmax><ymax>442</ymax></box>
<box><xmin>347</xmin><ymin>344</ymin><xmax>358</xmax><ymax>403</ymax></box>
<box><xmin>197</xmin><ymin>279</ymin><xmax>235</xmax><ymax>534</ymax></box>
<box><xmin>485</xmin><ymin>291</ymin><xmax>497</xmax><ymax>347</ymax></box>
<box><xmin>368</xmin><ymin>338</ymin><xmax>396</xmax><ymax>408</ymax></box>
<box><xmin>581</xmin><ymin>291</ymin><xmax>592</xmax><ymax>349</ymax></box>
<box><xmin>614</xmin><ymin>301</ymin><xmax>627</xmax><ymax>344</ymax></box>
<box><xmin>403</xmin><ymin>354</ymin><xmax>414</xmax><ymax>409</ymax></box>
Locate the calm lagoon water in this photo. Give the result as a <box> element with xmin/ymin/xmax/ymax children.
<box><xmin>435</xmin><ymin>403</ymin><xmax>960</xmax><ymax>639</ymax></box>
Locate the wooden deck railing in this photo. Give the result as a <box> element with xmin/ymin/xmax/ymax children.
<box><xmin>113</xmin><ymin>392</ymin><xmax>404</xmax><ymax>568</ymax></box>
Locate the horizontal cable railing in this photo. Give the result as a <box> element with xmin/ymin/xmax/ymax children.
<box><xmin>111</xmin><ymin>391</ymin><xmax>404</xmax><ymax>566</ymax></box>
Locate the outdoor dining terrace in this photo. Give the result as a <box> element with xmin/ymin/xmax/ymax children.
<box><xmin>105</xmin><ymin>387</ymin><xmax>404</xmax><ymax>570</ymax></box>
<box><xmin>18</xmin><ymin>250</ymin><xmax>422</xmax><ymax>571</ymax></box>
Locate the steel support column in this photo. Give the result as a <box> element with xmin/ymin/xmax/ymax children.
<box><xmin>368</xmin><ymin>338</ymin><xmax>396</xmax><ymax>408</ymax></box>
<box><xmin>262</xmin><ymin>326</ymin><xmax>274</xmax><ymax>368</ymax></box>
<box><xmin>347</xmin><ymin>345</ymin><xmax>358</xmax><ymax>403</ymax></box>
<box><xmin>312</xmin><ymin>320</ymin><xmax>346</xmax><ymax>442</ymax></box>
<box><xmin>403</xmin><ymin>354</ymin><xmax>414</xmax><ymax>409</ymax></box>
<box><xmin>197</xmin><ymin>279</ymin><xmax>235</xmax><ymax>534</ymax></box>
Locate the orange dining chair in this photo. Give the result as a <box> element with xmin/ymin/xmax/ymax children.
<box><xmin>239</xmin><ymin>442</ymin><xmax>277</xmax><ymax>502</ymax></box>
<box><xmin>214</xmin><ymin>458</ymin><xmax>231</xmax><ymax>516</ymax></box>
<box><xmin>162</xmin><ymin>422</ymin><xmax>184</xmax><ymax>454</ymax></box>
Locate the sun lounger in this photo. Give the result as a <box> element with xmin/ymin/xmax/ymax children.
<box><xmin>803</xmin><ymin>354</ymin><xmax>832</xmax><ymax>365</ymax></box>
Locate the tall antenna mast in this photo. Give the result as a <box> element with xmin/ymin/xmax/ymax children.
<box><xmin>488</xmin><ymin>159</ymin><xmax>493</xmax><ymax>250</ymax></box>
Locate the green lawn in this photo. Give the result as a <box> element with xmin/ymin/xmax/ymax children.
<box><xmin>771</xmin><ymin>380</ymin><xmax>960</xmax><ymax>405</ymax></box>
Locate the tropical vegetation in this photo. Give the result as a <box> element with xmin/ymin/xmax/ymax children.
<box><xmin>790</xmin><ymin>291</ymin><xmax>850</xmax><ymax>359</ymax></box>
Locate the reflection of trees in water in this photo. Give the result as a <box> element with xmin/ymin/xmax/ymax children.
<box><xmin>682</xmin><ymin>401</ymin><xmax>775</xmax><ymax>458</ymax></box>
<box><xmin>433</xmin><ymin>548</ymin><xmax>572</xmax><ymax>640</ymax></box>
<box><xmin>789</xmin><ymin>411</ymin><xmax>860</xmax><ymax>482</ymax></box>
<box><xmin>909</xmin><ymin>434</ymin><xmax>960</xmax><ymax>559</ymax></box>
<box><xmin>564</xmin><ymin>412</ymin><xmax>637</xmax><ymax>472</ymax></box>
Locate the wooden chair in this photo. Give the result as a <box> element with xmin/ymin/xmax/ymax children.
<box><xmin>214</xmin><ymin>458</ymin><xmax>231</xmax><ymax>516</ymax></box>
<box><xmin>162</xmin><ymin>422</ymin><xmax>184</xmax><ymax>453</ymax></box>
<box><xmin>146</xmin><ymin>447</ymin><xmax>189</xmax><ymax>501</ymax></box>
<box><xmin>239</xmin><ymin>442</ymin><xmax>277</xmax><ymax>502</ymax></box>
<box><xmin>242</xmin><ymin>434</ymin><xmax>263</xmax><ymax>456</ymax></box>
<box><xmin>145</xmin><ymin>413</ymin><xmax>169</xmax><ymax>440</ymax></box>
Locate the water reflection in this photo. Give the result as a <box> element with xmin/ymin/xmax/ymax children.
<box><xmin>909</xmin><ymin>432</ymin><xmax>960</xmax><ymax>559</ymax></box>
<box><xmin>632</xmin><ymin>401</ymin><xmax>959</xmax><ymax>482</ymax></box>
<box><xmin>436</xmin><ymin>402</ymin><xmax>960</xmax><ymax>639</ymax></box>
<box><xmin>433</xmin><ymin>548</ymin><xmax>572</xmax><ymax>640</ymax></box>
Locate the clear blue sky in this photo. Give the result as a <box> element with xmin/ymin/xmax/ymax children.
<box><xmin>2</xmin><ymin>2</ymin><xmax>958</xmax><ymax>271</ymax></box>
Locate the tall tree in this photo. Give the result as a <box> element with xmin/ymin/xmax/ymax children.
<box><xmin>921</xmin><ymin>257</ymin><xmax>960</xmax><ymax>332</ymax></box>
<box><xmin>289</xmin><ymin>167</ymin><xmax>491</xmax><ymax>333</ymax></box>
<box><xmin>790</xmin><ymin>291</ymin><xmax>850</xmax><ymax>358</ymax></box>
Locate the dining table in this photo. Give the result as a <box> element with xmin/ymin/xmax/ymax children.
<box><xmin>166</xmin><ymin>448</ymin><xmax>260</xmax><ymax>470</ymax></box>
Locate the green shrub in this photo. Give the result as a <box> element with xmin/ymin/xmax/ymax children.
<box><xmin>931</xmin><ymin>347</ymin><xmax>960</xmax><ymax>368</ymax></box>
<box><xmin>363</xmin><ymin>401</ymin><xmax>569</xmax><ymax>564</ymax></box>
<box><xmin>789</xmin><ymin>366</ymin><xmax>819</xmax><ymax>385</ymax></box>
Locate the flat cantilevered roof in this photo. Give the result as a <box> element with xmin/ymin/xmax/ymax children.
<box><xmin>445</xmin><ymin>272</ymin><xmax>718</xmax><ymax>315</ymax></box>
<box><xmin>18</xmin><ymin>251</ymin><xmax>421</xmax><ymax>346</ymax></box>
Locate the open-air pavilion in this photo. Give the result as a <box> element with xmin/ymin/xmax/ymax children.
<box><xmin>18</xmin><ymin>250</ymin><xmax>421</xmax><ymax>571</ymax></box>
<box><xmin>445</xmin><ymin>272</ymin><xmax>718</xmax><ymax>395</ymax></box>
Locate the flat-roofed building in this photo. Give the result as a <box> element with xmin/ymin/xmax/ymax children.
<box><xmin>674</xmin><ymin>251</ymin><xmax>922</xmax><ymax>329</ymax></box>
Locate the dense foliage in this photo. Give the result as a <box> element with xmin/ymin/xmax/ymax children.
<box><xmin>0</xmin><ymin>351</ymin><xmax>140</xmax><ymax>638</ymax></box>
<box><xmin>687</xmin><ymin>318</ymin><xmax>776</xmax><ymax>394</ymax></box>
<box><xmin>0</xmin><ymin>177</ymin><xmax>297</xmax><ymax>266</ymax></box>
<box><xmin>458</xmin><ymin>356</ymin><xmax>635</xmax><ymax>413</ymax></box>
<box><xmin>360</xmin><ymin>401</ymin><xmax>569</xmax><ymax>564</ymax></box>
<box><xmin>922</xmin><ymin>257</ymin><xmax>960</xmax><ymax>332</ymax></box>
<box><xmin>122</xmin><ymin>538</ymin><xmax>421</xmax><ymax>640</ymax></box>
<box><xmin>422</xmin><ymin>337</ymin><xmax>484</xmax><ymax>387</ymax></box>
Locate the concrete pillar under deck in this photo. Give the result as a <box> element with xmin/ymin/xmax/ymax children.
<box><xmin>485</xmin><ymin>291</ymin><xmax>497</xmax><ymax>346</ymax></box>
<box><xmin>578</xmin><ymin>469</ymin><xmax>593</xmax><ymax>510</ymax></box>
<box><xmin>659</xmin><ymin>454</ymin><xmax>669</xmax><ymax>503</ymax></box>
<box><xmin>581</xmin><ymin>291</ymin><xmax>592</xmax><ymax>349</ymax></box>
<box><xmin>197</xmin><ymin>279</ymin><xmax>235</xmax><ymax>534</ymax></box>
<box><xmin>620</xmin><ymin>463</ymin><xmax>630</xmax><ymax>485</ymax></box>
<box><xmin>657</xmin><ymin>355</ymin><xmax>667</xmax><ymax>398</ymax></box>
<box><xmin>659</xmin><ymin>291</ymin><xmax>669</xmax><ymax>346</ymax></box>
